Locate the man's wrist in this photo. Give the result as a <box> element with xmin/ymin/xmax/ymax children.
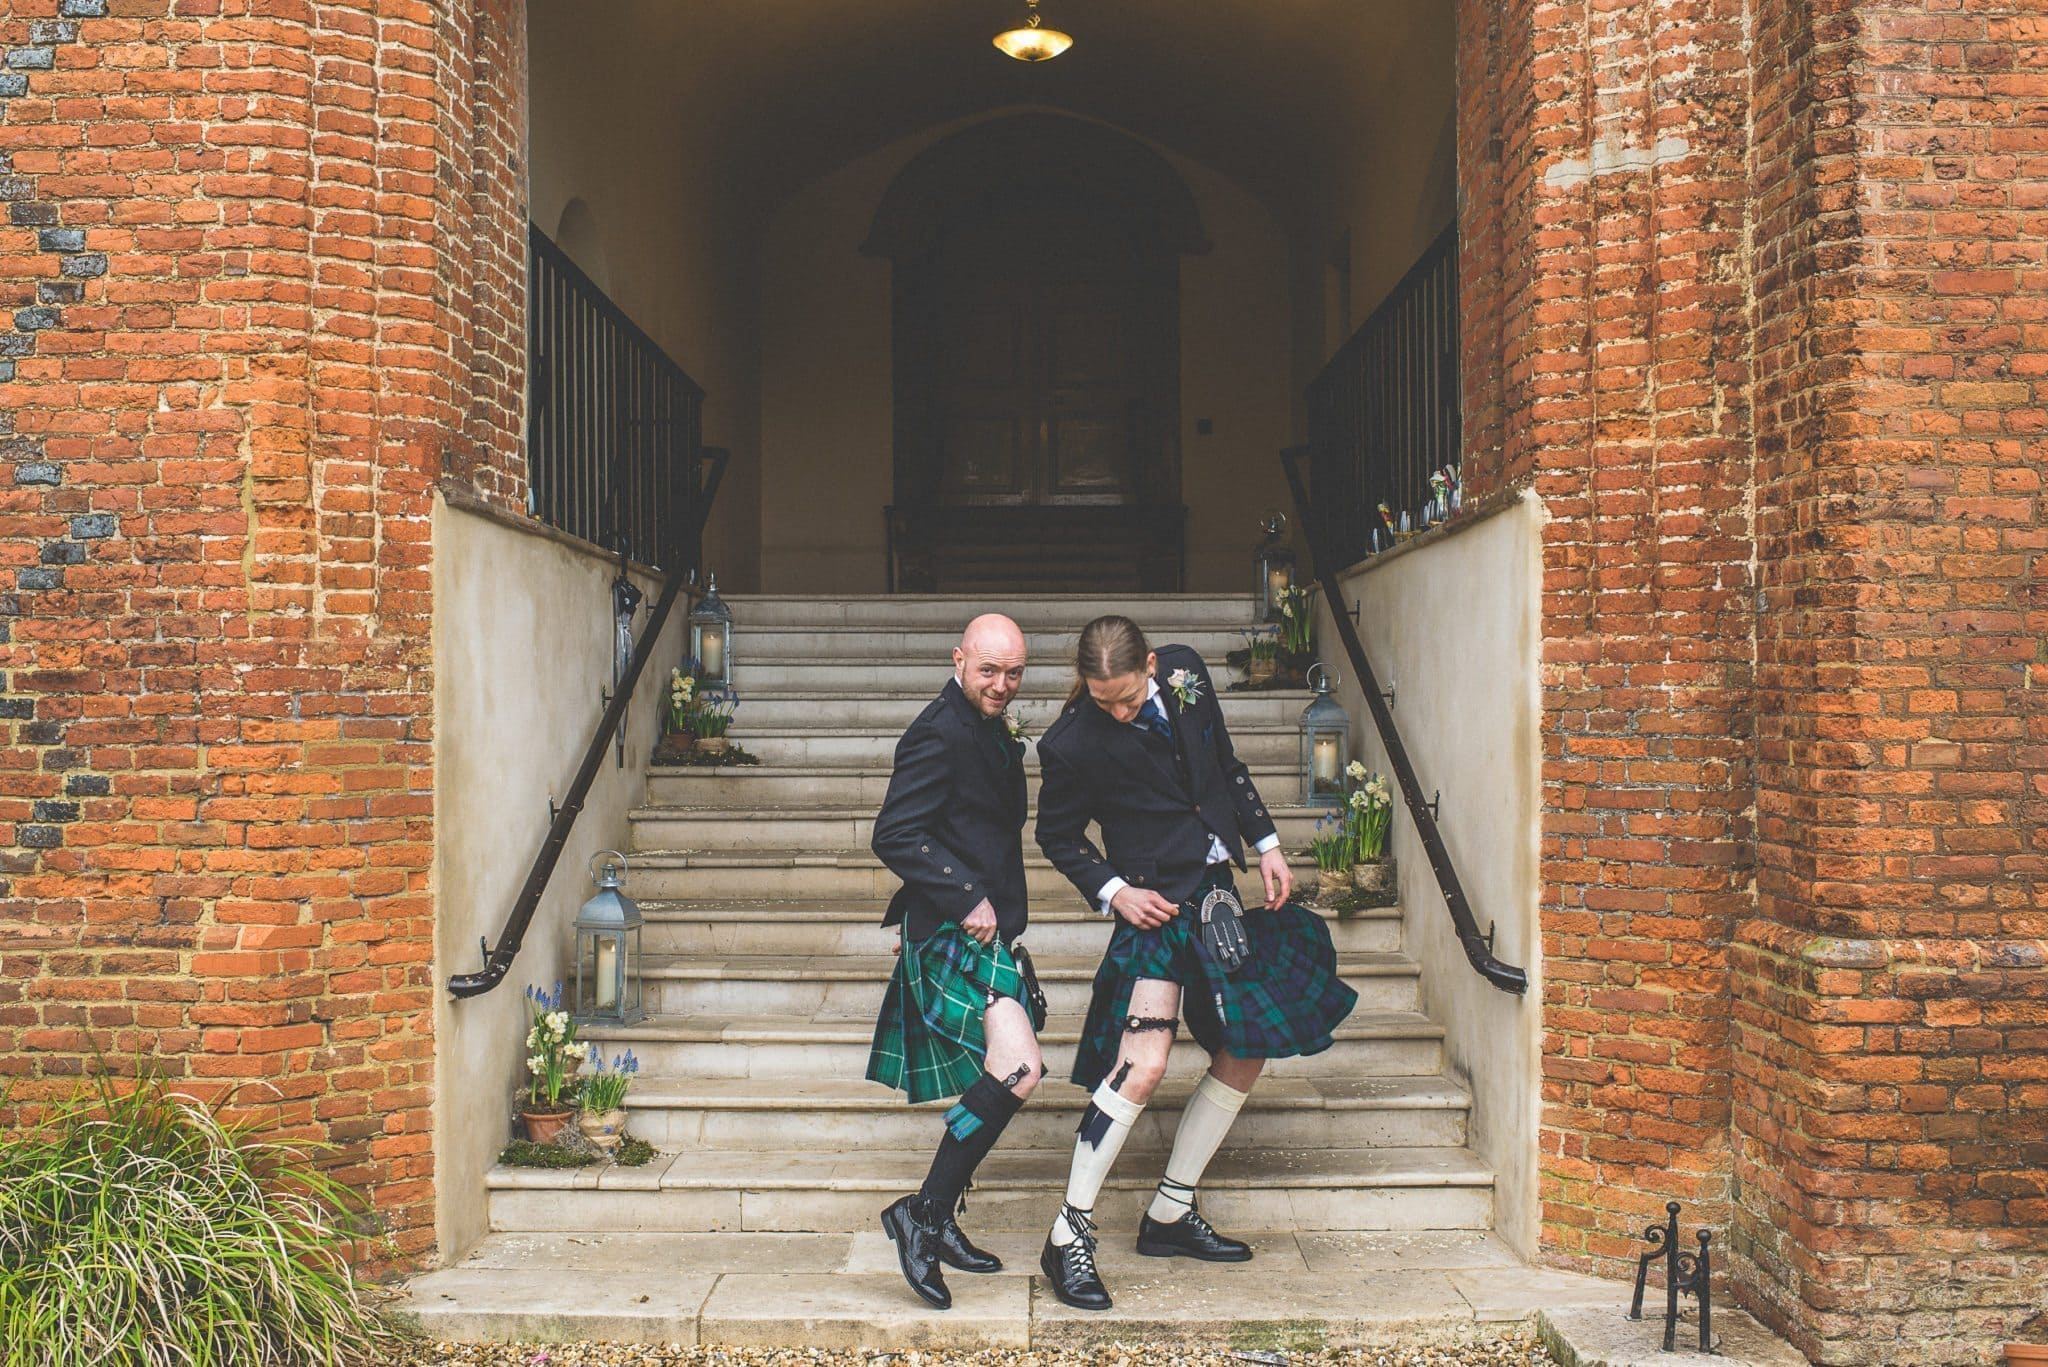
<box><xmin>1096</xmin><ymin>876</ymin><xmax>1129</xmax><ymax>916</ymax></box>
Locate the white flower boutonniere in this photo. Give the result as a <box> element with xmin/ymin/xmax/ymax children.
<box><xmin>1167</xmin><ymin>667</ymin><xmax>1205</xmax><ymax>710</ymax></box>
<box><xmin>1003</xmin><ymin>710</ymin><xmax>1028</xmax><ymax>743</ymax></box>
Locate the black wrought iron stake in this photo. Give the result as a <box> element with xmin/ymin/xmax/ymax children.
<box><xmin>1630</xmin><ymin>1201</ymin><xmax>1714</xmax><ymax>1353</ymax></box>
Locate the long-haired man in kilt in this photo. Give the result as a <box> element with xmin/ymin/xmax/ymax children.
<box><xmin>866</xmin><ymin>613</ymin><xmax>1045</xmax><ymax>1310</ymax></box>
<box><xmin>1032</xmin><ymin>614</ymin><xmax>1358</xmax><ymax>1311</ymax></box>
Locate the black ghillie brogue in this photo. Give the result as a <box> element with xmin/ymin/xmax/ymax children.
<box><xmin>1135</xmin><ymin>1199</ymin><xmax>1253</xmax><ymax>1262</ymax></box>
<box><xmin>880</xmin><ymin>1194</ymin><xmax>952</xmax><ymax>1309</ymax></box>
<box><xmin>1039</xmin><ymin>1203</ymin><xmax>1112</xmax><ymax>1310</ymax></box>
<box><xmin>935</xmin><ymin>1214</ymin><xmax>1003</xmax><ymax>1273</ymax></box>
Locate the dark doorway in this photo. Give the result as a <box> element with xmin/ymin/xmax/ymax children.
<box><xmin>867</xmin><ymin>115</ymin><xmax>1208</xmax><ymax>592</ymax></box>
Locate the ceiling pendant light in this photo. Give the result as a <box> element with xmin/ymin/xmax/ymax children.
<box><xmin>993</xmin><ymin>0</ymin><xmax>1073</xmax><ymax>62</ymax></box>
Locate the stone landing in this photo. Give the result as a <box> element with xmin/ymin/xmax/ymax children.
<box><xmin>397</xmin><ymin>1230</ymin><xmax>1622</xmax><ymax>1350</ymax></box>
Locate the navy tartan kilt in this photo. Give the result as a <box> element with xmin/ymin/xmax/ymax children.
<box><xmin>1071</xmin><ymin>870</ymin><xmax>1358</xmax><ymax>1090</ymax></box>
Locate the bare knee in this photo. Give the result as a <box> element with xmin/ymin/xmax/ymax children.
<box><xmin>1111</xmin><ymin>1043</ymin><xmax>1170</xmax><ymax>1103</ymax></box>
<box><xmin>1010</xmin><ymin>1051</ymin><xmax>1045</xmax><ymax>1100</ymax></box>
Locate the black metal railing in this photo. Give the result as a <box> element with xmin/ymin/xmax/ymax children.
<box><xmin>1305</xmin><ymin>224</ymin><xmax>1460</xmax><ymax>565</ymax></box>
<box><xmin>528</xmin><ymin>223</ymin><xmax>706</xmax><ymax>570</ymax></box>
<box><xmin>449</xmin><ymin>447</ymin><xmax>730</xmax><ymax>1001</ymax></box>
<box><xmin>1280</xmin><ymin>446</ymin><xmax>1526</xmax><ymax>996</ymax></box>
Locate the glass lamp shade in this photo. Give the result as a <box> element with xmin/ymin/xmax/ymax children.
<box><xmin>574</xmin><ymin>852</ymin><xmax>644</xmax><ymax>1027</ymax></box>
<box><xmin>993</xmin><ymin>21</ymin><xmax>1072</xmax><ymax>60</ymax></box>
<box><xmin>1256</xmin><ymin>545</ymin><xmax>1297</xmax><ymax>621</ymax></box>
<box><xmin>689</xmin><ymin>572</ymin><xmax>733</xmax><ymax>684</ymax></box>
<box><xmin>1300</xmin><ymin>667</ymin><xmax>1351</xmax><ymax>807</ymax></box>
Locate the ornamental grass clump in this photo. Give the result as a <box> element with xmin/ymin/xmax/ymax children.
<box><xmin>0</xmin><ymin>1069</ymin><xmax>405</xmax><ymax>1367</ymax></box>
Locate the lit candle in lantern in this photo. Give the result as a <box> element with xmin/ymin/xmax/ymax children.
<box><xmin>1313</xmin><ymin>733</ymin><xmax>1340</xmax><ymax>786</ymax></box>
<box><xmin>1268</xmin><ymin>565</ymin><xmax>1290</xmax><ymax>603</ymax></box>
<box><xmin>700</xmin><ymin>629</ymin><xmax>724</xmax><ymax>680</ymax></box>
<box><xmin>595</xmin><ymin>937</ymin><xmax>618</xmax><ymax>1010</ymax></box>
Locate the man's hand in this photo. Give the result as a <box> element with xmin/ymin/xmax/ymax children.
<box><xmin>961</xmin><ymin>898</ymin><xmax>999</xmax><ymax>945</ymax></box>
<box><xmin>1111</xmin><ymin>885</ymin><xmax>1180</xmax><ymax>930</ymax></box>
<box><xmin>1258</xmin><ymin>846</ymin><xmax>1293</xmax><ymax>909</ymax></box>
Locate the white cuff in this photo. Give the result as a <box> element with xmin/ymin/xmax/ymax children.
<box><xmin>1253</xmin><ymin>833</ymin><xmax>1280</xmax><ymax>855</ymax></box>
<box><xmin>1096</xmin><ymin>876</ymin><xmax>1128</xmax><ymax>916</ymax></box>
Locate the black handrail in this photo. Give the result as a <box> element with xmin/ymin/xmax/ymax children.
<box><xmin>1281</xmin><ymin>445</ymin><xmax>1527</xmax><ymax>996</ymax></box>
<box><xmin>448</xmin><ymin>447</ymin><xmax>729</xmax><ymax>1000</ymax></box>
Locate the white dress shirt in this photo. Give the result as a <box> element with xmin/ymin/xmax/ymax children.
<box><xmin>1096</xmin><ymin>675</ymin><xmax>1281</xmax><ymax>915</ymax></box>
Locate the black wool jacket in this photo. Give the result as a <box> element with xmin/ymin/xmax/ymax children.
<box><xmin>872</xmin><ymin>678</ymin><xmax>1031</xmax><ymax>944</ymax></box>
<box><xmin>1035</xmin><ymin>643</ymin><xmax>1278</xmax><ymax>909</ymax></box>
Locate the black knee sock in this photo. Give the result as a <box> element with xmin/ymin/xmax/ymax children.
<box><xmin>919</xmin><ymin>1068</ymin><xmax>1029</xmax><ymax>1215</ymax></box>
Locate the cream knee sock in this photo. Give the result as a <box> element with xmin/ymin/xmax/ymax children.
<box><xmin>1147</xmin><ymin>1072</ymin><xmax>1250</xmax><ymax>1222</ymax></box>
<box><xmin>1051</xmin><ymin>1078</ymin><xmax>1145</xmax><ymax>1245</ymax></box>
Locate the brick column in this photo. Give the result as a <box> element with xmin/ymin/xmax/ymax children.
<box><xmin>1459</xmin><ymin>0</ymin><xmax>1757</xmax><ymax>1279</ymax></box>
<box><xmin>1733</xmin><ymin>0</ymin><xmax>2048</xmax><ymax>1357</ymax></box>
<box><xmin>0</xmin><ymin>0</ymin><xmax>526</xmax><ymax>1263</ymax></box>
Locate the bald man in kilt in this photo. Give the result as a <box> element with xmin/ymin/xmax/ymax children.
<box><xmin>866</xmin><ymin>614</ymin><xmax>1045</xmax><ymax>1310</ymax></box>
<box><xmin>1032</xmin><ymin>615</ymin><xmax>1357</xmax><ymax>1311</ymax></box>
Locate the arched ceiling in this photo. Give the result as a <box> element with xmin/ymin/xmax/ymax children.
<box><xmin>541</xmin><ymin>0</ymin><xmax>1454</xmax><ymax>229</ymax></box>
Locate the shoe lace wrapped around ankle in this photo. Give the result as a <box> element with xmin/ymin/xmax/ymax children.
<box><xmin>1061</xmin><ymin>1204</ymin><xmax>1100</xmax><ymax>1276</ymax></box>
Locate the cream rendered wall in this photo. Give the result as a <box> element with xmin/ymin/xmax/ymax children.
<box><xmin>757</xmin><ymin>109</ymin><xmax>1295</xmax><ymax>594</ymax></box>
<box><xmin>1321</xmin><ymin>490</ymin><xmax>1544</xmax><ymax>1256</ymax></box>
<box><xmin>525</xmin><ymin>1</ymin><xmax>763</xmax><ymax>589</ymax></box>
<box><xmin>430</xmin><ymin>496</ymin><xmax>681</xmax><ymax>1261</ymax></box>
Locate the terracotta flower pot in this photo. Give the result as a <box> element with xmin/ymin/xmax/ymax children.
<box><xmin>2004</xmin><ymin>1346</ymin><xmax>2048</xmax><ymax>1366</ymax></box>
<box><xmin>578</xmin><ymin>1107</ymin><xmax>628</xmax><ymax>1154</ymax></box>
<box><xmin>654</xmin><ymin>731</ymin><xmax>696</xmax><ymax>763</ymax></box>
<box><xmin>519</xmin><ymin>1108</ymin><xmax>574</xmax><ymax>1144</ymax></box>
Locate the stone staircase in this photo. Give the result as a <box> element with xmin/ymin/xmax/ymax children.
<box><xmin>483</xmin><ymin>594</ymin><xmax>1494</xmax><ymax>1242</ymax></box>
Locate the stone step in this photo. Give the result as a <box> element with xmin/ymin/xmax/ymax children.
<box><xmin>583</xmin><ymin>1070</ymin><xmax>1466</xmax><ymax>1153</ymax></box>
<box><xmin>399</xmin><ymin>1228</ymin><xmax>1600</xmax><ymax>1350</ymax></box>
<box><xmin>587</xmin><ymin>1004</ymin><xmax>1438</xmax><ymax>1083</ymax></box>
<box><xmin>716</xmin><ymin>692</ymin><xmax>1310</xmax><ymax>732</ymax></box>
<box><xmin>679</xmin><ymin>722</ymin><xmax>1305</xmax><ymax>768</ymax></box>
<box><xmin>635</xmin><ymin>900</ymin><xmax>1404</xmax><ymax>957</ymax></box>
<box><xmin>631</xmin><ymin>950</ymin><xmax>1418</xmax><ymax>1019</ymax></box>
<box><xmin>627</xmin><ymin>802</ymin><xmax>1335</xmax><ymax>854</ymax></box>
<box><xmin>723</xmin><ymin>660</ymin><xmax>1308</xmax><ymax>699</ymax></box>
<box><xmin>645</xmin><ymin>763</ymin><xmax>1307</xmax><ymax>809</ymax></box>
<box><xmin>486</xmin><ymin>1142</ymin><xmax>1495</xmax><ymax>1234</ymax></box>
<box><xmin>733</xmin><ymin>626</ymin><xmax>1257</xmax><ymax>663</ymax></box>
<box><xmin>621</xmin><ymin>849</ymin><xmax>1326</xmax><ymax>902</ymax></box>
<box><xmin>721</xmin><ymin>593</ymin><xmax>1261</xmax><ymax>629</ymax></box>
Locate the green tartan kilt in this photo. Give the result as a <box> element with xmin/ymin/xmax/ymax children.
<box><xmin>1070</xmin><ymin>870</ymin><xmax>1359</xmax><ymax>1090</ymax></box>
<box><xmin>867</xmin><ymin>925</ymin><xmax>1029</xmax><ymax>1105</ymax></box>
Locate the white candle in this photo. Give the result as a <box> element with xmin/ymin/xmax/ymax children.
<box><xmin>1268</xmin><ymin>566</ymin><xmax>1290</xmax><ymax>604</ymax></box>
<box><xmin>1313</xmin><ymin>734</ymin><xmax>1340</xmax><ymax>786</ymax></box>
<box><xmin>700</xmin><ymin>629</ymin><xmax>724</xmax><ymax>680</ymax></box>
<box><xmin>595</xmin><ymin>937</ymin><xmax>618</xmax><ymax>1010</ymax></box>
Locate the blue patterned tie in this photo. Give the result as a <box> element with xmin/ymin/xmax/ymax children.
<box><xmin>1138</xmin><ymin>697</ymin><xmax>1172</xmax><ymax>741</ymax></box>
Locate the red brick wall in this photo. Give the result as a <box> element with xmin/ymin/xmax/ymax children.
<box><xmin>1458</xmin><ymin>0</ymin><xmax>1757</xmax><ymax>1289</ymax></box>
<box><xmin>1732</xmin><ymin>0</ymin><xmax>2048</xmax><ymax>1355</ymax></box>
<box><xmin>0</xmin><ymin>0</ymin><xmax>525</xmax><ymax>1264</ymax></box>
<box><xmin>1458</xmin><ymin>0</ymin><xmax>2047</xmax><ymax>1356</ymax></box>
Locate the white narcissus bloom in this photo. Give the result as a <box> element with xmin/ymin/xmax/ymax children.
<box><xmin>1346</xmin><ymin>760</ymin><xmax>1367</xmax><ymax>782</ymax></box>
<box><xmin>546</xmin><ymin>1010</ymin><xmax>568</xmax><ymax>1034</ymax></box>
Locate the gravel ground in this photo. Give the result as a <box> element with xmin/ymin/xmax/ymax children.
<box><xmin>385</xmin><ymin>1338</ymin><xmax>1558</xmax><ymax>1367</ymax></box>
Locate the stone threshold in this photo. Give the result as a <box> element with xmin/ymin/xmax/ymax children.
<box><xmin>397</xmin><ymin>1230</ymin><xmax>1618</xmax><ymax>1349</ymax></box>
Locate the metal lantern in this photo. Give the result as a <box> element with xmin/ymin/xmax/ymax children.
<box><xmin>1254</xmin><ymin>512</ymin><xmax>1296</xmax><ymax>622</ymax></box>
<box><xmin>1300</xmin><ymin>664</ymin><xmax>1351</xmax><ymax>807</ymax></box>
<box><xmin>689</xmin><ymin>572</ymin><xmax>734</xmax><ymax>685</ymax></box>
<box><xmin>574</xmin><ymin>850</ymin><xmax>644</xmax><ymax>1027</ymax></box>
